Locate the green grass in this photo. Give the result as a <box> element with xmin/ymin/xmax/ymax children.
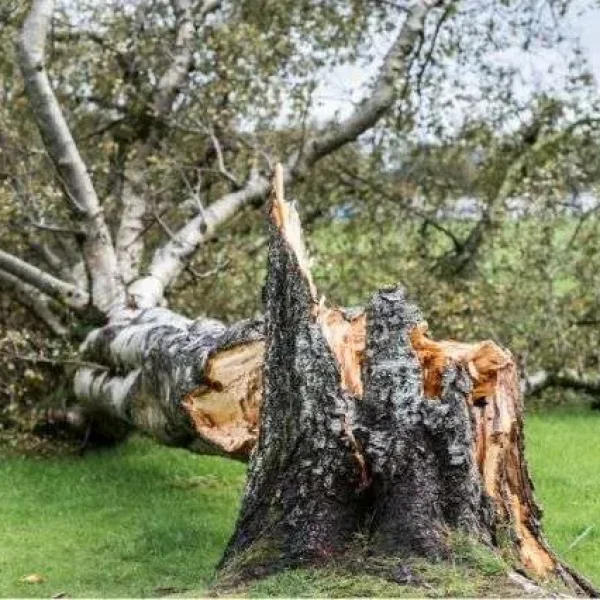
<box><xmin>0</xmin><ymin>439</ymin><xmax>246</xmax><ymax>597</ymax></box>
<box><xmin>526</xmin><ymin>408</ymin><xmax>600</xmax><ymax>586</ymax></box>
<box><xmin>0</xmin><ymin>409</ymin><xmax>599</xmax><ymax>597</ymax></box>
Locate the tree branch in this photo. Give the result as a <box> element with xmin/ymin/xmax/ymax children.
<box><xmin>523</xmin><ymin>369</ymin><xmax>600</xmax><ymax>397</ymax></box>
<box><xmin>442</xmin><ymin>118</ymin><xmax>600</xmax><ymax>275</ymax></box>
<box><xmin>295</xmin><ymin>0</ymin><xmax>441</xmax><ymax>170</ymax></box>
<box><xmin>153</xmin><ymin>0</ymin><xmax>199</xmax><ymax>118</ymax></box>
<box><xmin>128</xmin><ymin>0</ymin><xmax>444</xmax><ymax>308</ymax></box>
<box><xmin>0</xmin><ymin>250</ymin><xmax>88</xmax><ymax>310</ymax></box>
<box><xmin>0</xmin><ymin>268</ymin><xmax>68</xmax><ymax>336</ymax></box>
<box><xmin>18</xmin><ymin>0</ymin><xmax>125</xmax><ymax>314</ymax></box>
<box><xmin>29</xmin><ymin>240</ymin><xmax>75</xmax><ymax>283</ymax></box>
<box><xmin>116</xmin><ymin>171</ymin><xmax>147</xmax><ymax>285</ymax></box>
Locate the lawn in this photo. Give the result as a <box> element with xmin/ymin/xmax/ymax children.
<box><xmin>0</xmin><ymin>408</ymin><xmax>598</xmax><ymax>597</ymax></box>
<box><xmin>526</xmin><ymin>408</ymin><xmax>600</xmax><ymax>586</ymax></box>
<box><xmin>0</xmin><ymin>440</ymin><xmax>246</xmax><ymax>597</ymax></box>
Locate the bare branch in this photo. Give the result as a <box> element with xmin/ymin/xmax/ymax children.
<box><xmin>116</xmin><ymin>172</ymin><xmax>146</xmax><ymax>284</ymax></box>
<box><xmin>18</xmin><ymin>0</ymin><xmax>125</xmax><ymax>314</ymax></box>
<box><xmin>0</xmin><ymin>249</ymin><xmax>88</xmax><ymax>310</ymax></box>
<box><xmin>197</xmin><ymin>0</ymin><xmax>222</xmax><ymax>17</ymax></box>
<box><xmin>523</xmin><ymin>369</ymin><xmax>600</xmax><ymax>397</ymax></box>
<box><xmin>0</xmin><ymin>350</ymin><xmax>108</xmax><ymax>372</ymax></box>
<box><xmin>26</xmin><ymin>218</ymin><xmax>85</xmax><ymax>237</ymax></box>
<box><xmin>0</xmin><ymin>268</ymin><xmax>68</xmax><ymax>336</ymax></box>
<box><xmin>117</xmin><ymin>0</ymin><xmax>220</xmax><ymax>285</ymax></box>
<box><xmin>29</xmin><ymin>240</ymin><xmax>75</xmax><ymax>283</ymax></box>
<box><xmin>18</xmin><ymin>1</ymin><xmax>100</xmax><ymax>214</ymax></box>
<box><xmin>208</xmin><ymin>127</ymin><xmax>241</xmax><ymax>188</ymax></box>
<box><xmin>128</xmin><ymin>168</ymin><xmax>268</xmax><ymax>307</ymax></box>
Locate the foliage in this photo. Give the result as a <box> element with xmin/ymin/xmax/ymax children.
<box><xmin>0</xmin><ymin>410</ymin><xmax>599</xmax><ymax>597</ymax></box>
<box><xmin>0</xmin><ymin>316</ymin><xmax>74</xmax><ymax>442</ymax></box>
<box><xmin>1</xmin><ymin>0</ymin><xmax>600</xmax><ymax>416</ymax></box>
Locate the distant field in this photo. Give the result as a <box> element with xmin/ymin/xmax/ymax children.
<box><xmin>0</xmin><ymin>408</ymin><xmax>598</xmax><ymax>597</ymax></box>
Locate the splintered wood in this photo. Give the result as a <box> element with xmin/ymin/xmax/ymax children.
<box><xmin>409</xmin><ymin>323</ymin><xmax>556</xmax><ymax>576</ymax></box>
<box><xmin>410</xmin><ymin>322</ymin><xmax>512</xmax><ymax>401</ymax></box>
<box><xmin>182</xmin><ymin>341</ymin><xmax>264</xmax><ymax>458</ymax></box>
<box><xmin>269</xmin><ymin>162</ymin><xmax>367</xmax><ymax>397</ymax></box>
<box><xmin>269</xmin><ymin>163</ymin><xmax>317</xmax><ymax>301</ymax></box>
<box><xmin>319</xmin><ymin>309</ymin><xmax>366</xmax><ymax>397</ymax></box>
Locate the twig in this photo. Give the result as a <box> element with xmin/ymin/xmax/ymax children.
<box><xmin>568</xmin><ymin>526</ymin><xmax>594</xmax><ymax>551</ymax></box>
<box><xmin>0</xmin><ymin>351</ymin><xmax>109</xmax><ymax>372</ymax></box>
<box><xmin>207</xmin><ymin>126</ymin><xmax>241</xmax><ymax>188</ymax></box>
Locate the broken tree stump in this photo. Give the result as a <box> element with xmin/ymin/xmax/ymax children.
<box><xmin>73</xmin><ymin>164</ymin><xmax>596</xmax><ymax>595</ymax></box>
<box><xmin>219</xmin><ymin>165</ymin><xmax>596</xmax><ymax>596</ymax></box>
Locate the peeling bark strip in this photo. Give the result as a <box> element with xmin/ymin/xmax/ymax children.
<box><xmin>219</xmin><ymin>168</ymin><xmax>596</xmax><ymax>596</ymax></box>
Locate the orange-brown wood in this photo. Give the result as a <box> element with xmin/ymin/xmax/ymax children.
<box><xmin>269</xmin><ymin>163</ymin><xmax>318</xmax><ymax>301</ymax></box>
<box><xmin>182</xmin><ymin>341</ymin><xmax>264</xmax><ymax>458</ymax></box>
<box><xmin>319</xmin><ymin>308</ymin><xmax>366</xmax><ymax>397</ymax></box>
<box><xmin>409</xmin><ymin>323</ymin><xmax>557</xmax><ymax>577</ymax></box>
<box><xmin>410</xmin><ymin>323</ymin><xmax>511</xmax><ymax>401</ymax></box>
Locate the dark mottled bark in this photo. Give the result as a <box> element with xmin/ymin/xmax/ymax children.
<box><xmin>357</xmin><ymin>288</ymin><xmax>494</xmax><ymax>557</ymax></box>
<box><xmin>221</xmin><ymin>215</ymin><xmax>365</xmax><ymax>568</ymax></box>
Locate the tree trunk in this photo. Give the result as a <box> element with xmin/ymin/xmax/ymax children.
<box><xmin>73</xmin><ymin>309</ymin><xmax>264</xmax><ymax>458</ymax></box>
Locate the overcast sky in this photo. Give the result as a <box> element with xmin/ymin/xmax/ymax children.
<box><xmin>579</xmin><ymin>7</ymin><xmax>600</xmax><ymax>79</ymax></box>
<box><xmin>304</xmin><ymin>5</ymin><xmax>600</xmax><ymax>123</ymax></box>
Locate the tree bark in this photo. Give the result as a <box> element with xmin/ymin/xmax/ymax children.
<box><xmin>73</xmin><ymin>308</ymin><xmax>264</xmax><ymax>458</ymax></box>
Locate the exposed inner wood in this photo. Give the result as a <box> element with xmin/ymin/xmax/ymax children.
<box><xmin>319</xmin><ymin>308</ymin><xmax>366</xmax><ymax>397</ymax></box>
<box><xmin>410</xmin><ymin>323</ymin><xmax>512</xmax><ymax>400</ymax></box>
<box><xmin>476</xmin><ymin>367</ymin><xmax>555</xmax><ymax>575</ymax></box>
<box><xmin>409</xmin><ymin>323</ymin><xmax>556</xmax><ymax>577</ymax></box>
<box><xmin>269</xmin><ymin>163</ymin><xmax>317</xmax><ymax>301</ymax></box>
<box><xmin>269</xmin><ymin>163</ymin><xmax>367</xmax><ymax>397</ymax></box>
<box><xmin>182</xmin><ymin>341</ymin><xmax>264</xmax><ymax>458</ymax></box>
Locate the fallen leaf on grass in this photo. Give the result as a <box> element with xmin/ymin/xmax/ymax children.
<box><xmin>20</xmin><ymin>574</ymin><xmax>45</xmax><ymax>584</ymax></box>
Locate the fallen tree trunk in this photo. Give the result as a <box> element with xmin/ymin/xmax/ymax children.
<box><xmin>72</xmin><ymin>166</ymin><xmax>596</xmax><ymax>594</ymax></box>
<box><xmin>73</xmin><ymin>309</ymin><xmax>265</xmax><ymax>458</ymax></box>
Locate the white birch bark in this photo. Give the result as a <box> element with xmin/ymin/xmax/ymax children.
<box><xmin>18</xmin><ymin>0</ymin><xmax>126</xmax><ymax>314</ymax></box>
<box><xmin>0</xmin><ymin>268</ymin><xmax>68</xmax><ymax>336</ymax></box>
<box><xmin>0</xmin><ymin>249</ymin><xmax>88</xmax><ymax>310</ymax></box>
